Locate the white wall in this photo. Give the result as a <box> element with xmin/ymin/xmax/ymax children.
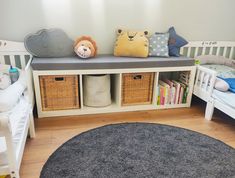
<box><xmin>1</xmin><ymin>0</ymin><xmax>235</xmax><ymax>54</ymax></box>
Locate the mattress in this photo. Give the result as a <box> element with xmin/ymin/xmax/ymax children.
<box><xmin>31</xmin><ymin>55</ymin><xmax>195</xmax><ymax>70</ymax></box>
<box><xmin>212</xmin><ymin>89</ymin><xmax>235</xmax><ymax>109</ymax></box>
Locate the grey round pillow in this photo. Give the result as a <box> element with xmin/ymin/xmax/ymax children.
<box><xmin>24</xmin><ymin>29</ymin><xmax>75</xmax><ymax>58</ymax></box>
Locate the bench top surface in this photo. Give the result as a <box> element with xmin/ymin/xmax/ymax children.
<box><xmin>31</xmin><ymin>55</ymin><xmax>195</xmax><ymax>70</ymax></box>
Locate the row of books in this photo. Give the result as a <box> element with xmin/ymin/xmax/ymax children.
<box><xmin>156</xmin><ymin>79</ymin><xmax>189</xmax><ymax>105</ymax></box>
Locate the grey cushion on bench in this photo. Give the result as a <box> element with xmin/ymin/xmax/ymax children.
<box><xmin>31</xmin><ymin>55</ymin><xmax>195</xmax><ymax>70</ymax></box>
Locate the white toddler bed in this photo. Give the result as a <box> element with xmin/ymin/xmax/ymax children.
<box><xmin>0</xmin><ymin>40</ymin><xmax>35</xmax><ymax>178</ymax></box>
<box><xmin>181</xmin><ymin>41</ymin><xmax>235</xmax><ymax>120</ymax></box>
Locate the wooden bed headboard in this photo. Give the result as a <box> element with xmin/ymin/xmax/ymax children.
<box><xmin>0</xmin><ymin>40</ymin><xmax>34</xmax><ymax>106</ymax></box>
<box><xmin>181</xmin><ymin>41</ymin><xmax>235</xmax><ymax>59</ymax></box>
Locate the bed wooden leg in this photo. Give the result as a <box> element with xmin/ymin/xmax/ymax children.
<box><xmin>205</xmin><ymin>99</ymin><xmax>214</xmax><ymax>120</ymax></box>
<box><xmin>29</xmin><ymin>112</ymin><xmax>36</xmax><ymax>138</ymax></box>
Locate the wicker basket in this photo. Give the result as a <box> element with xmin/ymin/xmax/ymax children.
<box><xmin>39</xmin><ymin>75</ymin><xmax>80</xmax><ymax>111</ymax></box>
<box><xmin>122</xmin><ymin>72</ymin><xmax>154</xmax><ymax>106</ymax></box>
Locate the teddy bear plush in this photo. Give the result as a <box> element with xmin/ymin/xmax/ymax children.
<box><xmin>74</xmin><ymin>36</ymin><xmax>97</xmax><ymax>59</ymax></box>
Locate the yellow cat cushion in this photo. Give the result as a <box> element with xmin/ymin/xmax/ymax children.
<box><xmin>0</xmin><ymin>176</ymin><xmax>8</xmax><ymax>178</ymax></box>
<box><xmin>114</xmin><ymin>29</ymin><xmax>149</xmax><ymax>58</ymax></box>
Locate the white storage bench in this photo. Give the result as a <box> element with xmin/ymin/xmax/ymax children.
<box><xmin>31</xmin><ymin>55</ymin><xmax>196</xmax><ymax>118</ymax></box>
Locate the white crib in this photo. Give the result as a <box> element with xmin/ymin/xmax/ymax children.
<box><xmin>0</xmin><ymin>40</ymin><xmax>35</xmax><ymax>178</ymax></box>
<box><xmin>181</xmin><ymin>41</ymin><xmax>235</xmax><ymax>120</ymax></box>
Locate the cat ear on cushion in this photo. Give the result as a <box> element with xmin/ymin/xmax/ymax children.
<box><xmin>117</xmin><ymin>29</ymin><xmax>123</xmax><ymax>35</ymax></box>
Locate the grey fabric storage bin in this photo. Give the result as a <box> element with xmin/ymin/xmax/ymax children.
<box><xmin>83</xmin><ymin>74</ymin><xmax>112</xmax><ymax>107</ymax></box>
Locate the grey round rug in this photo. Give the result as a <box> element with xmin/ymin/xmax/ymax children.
<box><xmin>40</xmin><ymin>123</ymin><xmax>235</xmax><ymax>178</ymax></box>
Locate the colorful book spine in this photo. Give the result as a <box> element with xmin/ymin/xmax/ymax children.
<box><xmin>178</xmin><ymin>86</ymin><xmax>184</xmax><ymax>104</ymax></box>
<box><xmin>172</xmin><ymin>80</ymin><xmax>181</xmax><ymax>104</ymax></box>
<box><xmin>156</xmin><ymin>85</ymin><xmax>160</xmax><ymax>105</ymax></box>
<box><xmin>159</xmin><ymin>80</ymin><xmax>170</xmax><ymax>105</ymax></box>
<box><xmin>182</xmin><ymin>86</ymin><xmax>189</xmax><ymax>103</ymax></box>
<box><xmin>159</xmin><ymin>85</ymin><xmax>165</xmax><ymax>105</ymax></box>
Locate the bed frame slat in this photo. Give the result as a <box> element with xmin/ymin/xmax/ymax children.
<box><xmin>202</xmin><ymin>47</ymin><xmax>206</xmax><ymax>55</ymax></box>
<box><xmin>209</xmin><ymin>47</ymin><xmax>213</xmax><ymax>55</ymax></box>
<box><xmin>0</xmin><ymin>55</ymin><xmax>5</xmax><ymax>64</ymax></box>
<box><xmin>204</xmin><ymin>74</ymin><xmax>210</xmax><ymax>91</ymax></box>
<box><xmin>194</xmin><ymin>47</ymin><xmax>199</xmax><ymax>57</ymax></box>
<box><xmin>223</xmin><ymin>47</ymin><xmax>227</xmax><ymax>57</ymax></box>
<box><xmin>187</xmin><ymin>47</ymin><xmax>191</xmax><ymax>57</ymax></box>
<box><xmin>216</xmin><ymin>47</ymin><xmax>221</xmax><ymax>56</ymax></box>
<box><xmin>20</xmin><ymin>55</ymin><xmax>26</xmax><ymax>68</ymax></box>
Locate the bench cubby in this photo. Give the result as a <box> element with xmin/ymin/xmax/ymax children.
<box><xmin>121</xmin><ymin>72</ymin><xmax>154</xmax><ymax>106</ymax></box>
<box><xmin>156</xmin><ymin>71</ymin><xmax>191</xmax><ymax>108</ymax></box>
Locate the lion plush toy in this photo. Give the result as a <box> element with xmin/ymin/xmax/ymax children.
<box><xmin>74</xmin><ymin>36</ymin><xmax>98</xmax><ymax>59</ymax></box>
<box><xmin>114</xmin><ymin>29</ymin><xmax>149</xmax><ymax>58</ymax></box>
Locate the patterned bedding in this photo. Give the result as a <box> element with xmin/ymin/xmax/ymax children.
<box><xmin>202</xmin><ymin>64</ymin><xmax>235</xmax><ymax>78</ymax></box>
<box><xmin>202</xmin><ymin>64</ymin><xmax>235</xmax><ymax>93</ymax></box>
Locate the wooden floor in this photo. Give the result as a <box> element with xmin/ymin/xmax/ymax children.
<box><xmin>20</xmin><ymin>98</ymin><xmax>235</xmax><ymax>178</ymax></box>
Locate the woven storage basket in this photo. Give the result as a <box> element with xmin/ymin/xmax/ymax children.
<box><xmin>122</xmin><ymin>72</ymin><xmax>154</xmax><ymax>106</ymax></box>
<box><xmin>39</xmin><ymin>75</ymin><xmax>80</xmax><ymax>111</ymax></box>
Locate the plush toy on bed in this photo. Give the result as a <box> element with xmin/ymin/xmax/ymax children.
<box><xmin>74</xmin><ymin>36</ymin><xmax>98</xmax><ymax>59</ymax></box>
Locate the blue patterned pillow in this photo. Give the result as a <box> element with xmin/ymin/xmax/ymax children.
<box><xmin>149</xmin><ymin>33</ymin><xmax>169</xmax><ymax>57</ymax></box>
<box><xmin>168</xmin><ymin>27</ymin><xmax>188</xmax><ymax>57</ymax></box>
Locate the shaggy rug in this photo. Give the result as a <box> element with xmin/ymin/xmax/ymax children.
<box><xmin>40</xmin><ymin>123</ymin><xmax>235</xmax><ymax>178</ymax></box>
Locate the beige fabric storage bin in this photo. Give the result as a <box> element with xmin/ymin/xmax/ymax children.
<box><xmin>83</xmin><ymin>74</ymin><xmax>112</xmax><ymax>107</ymax></box>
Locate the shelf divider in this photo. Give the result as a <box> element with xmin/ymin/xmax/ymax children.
<box><xmin>152</xmin><ymin>72</ymin><xmax>159</xmax><ymax>106</ymax></box>
<box><xmin>79</xmin><ymin>75</ymin><xmax>84</xmax><ymax>109</ymax></box>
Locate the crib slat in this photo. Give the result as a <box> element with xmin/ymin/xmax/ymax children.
<box><xmin>0</xmin><ymin>55</ymin><xmax>5</xmax><ymax>64</ymax></box>
<box><xmin>10</xmin><ymin>55</ymin><xmax>16</xmax><ymax>67</ymax></box>
<box><xmin>180</xmin><ymin>48</ymin><xmax>184</xmax><ymax>55</ymax></box>
<box><xmin>216</xmin><ymin>47</ymin><xmax>221</xmax><ymax>56</ymax></box>
<box><xmin>209</xmin><ymin>47</ymin><xmax>213</xmax><ymax>55</ymax></box>
<box><xmin>194</xmin><ymin>47</ymin><xmax>199</xmax><ymax>57</ymax></box>
<box><xmin>223</xmin><ymin>47</ymin><xmax>227</xmax><ymax>57</ymax></box>
<box><xmin>20</xmin><ymin>55</ymin><xmax>26</xmax><ymax>68</ymax></box>
<box><xmin>229</xmin><ymin>47</ymin><xmax>234</xmax><ymax>59</ymax></box>
<box><xmin>187</xmin><ymin>47</ymin><xmax>191</xmax><ymax>57</ymax></box>
<box><xmin>202</xmin><ymin>47</ymin><xmax>206</xmax><ymax>55</ymax></box>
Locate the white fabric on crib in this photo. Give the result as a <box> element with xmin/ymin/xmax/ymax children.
<box><xmin>0</xmin><ymin>96</ymin><xmax>30</xmax><ymax>166</ymax></box>
<box><xmin>0</xmin><ymin>96</ymin><xmax>30</xmax><ymax>137</ymax></box>
<box><xmin>0</xmin><ymin>71</ymin><xmax>27</xmax><ymax>112</ymax></box>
